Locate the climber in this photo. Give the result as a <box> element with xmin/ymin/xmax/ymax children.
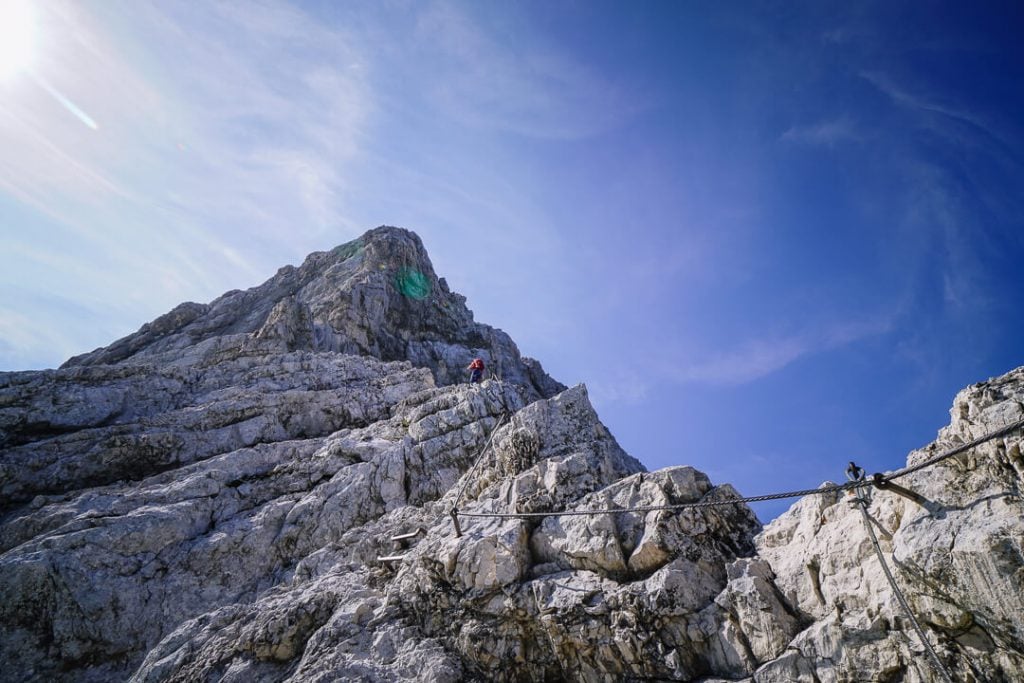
<box><xmin>467</xmin><ymin>357</ymin><xmax>485</xmax><ymax>384</ymax></box>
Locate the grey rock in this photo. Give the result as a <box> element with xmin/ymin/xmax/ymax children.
<box><xmin>745</xmin><ymin>366</ymin><xmax>1024</xmax><ymax>682</ymax></box>
<box><xmin>2</xmin><ymin>227</ymin><xmax>1023</xmax><ymax>683</ymax></box>
<box><xmin>0</xmin><ymin>340</ymin><xmax>433</xmax><ymax>511</ymax></box>
<box><xmin>60</xmin><ymin>227</ymin><xmax>564</xmax><ymax>402</ymax></box>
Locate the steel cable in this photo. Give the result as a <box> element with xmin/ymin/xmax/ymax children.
<box><xmin>453</xmin><ymin>416</ymin><xmax>1024</xmax><ymax>522</ymax></box>
<box><xmin>452</xmin><ymin>411</ymin><xmax>509</xmax><ymax>511</ymax></box>
<box><xmin>885</xmin><ymin>416</ymin><xmax>1024</xmax><ymax>482</ymax></box>
<box><xmin>852</xmin><ymin>483</ymin><xmax>955</xmax><ymax>683</ymax></box>
<box><xmin>445</xmin><ymin>410</ymin><xmax>1024</xmax><ymax>681</ymax></box>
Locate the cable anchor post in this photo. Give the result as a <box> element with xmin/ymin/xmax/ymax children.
<box><xmin>870</xmin><ymin>471</ymin><xmax>933</xmax><ymax>510</ymax></box>
<box><xmin>449</xmin><ymin>508</ymin><xmax>463</xmax><ymax>538</ymax></box>
<box><xmin>853</xmin><ymin>472</ymin><xmax>955</xmax><ymax>683</ymax></box>
<box><xmin>845</xmin><ymin>461</ymin><xmax>868</xmax><ymax>506</ymax></box>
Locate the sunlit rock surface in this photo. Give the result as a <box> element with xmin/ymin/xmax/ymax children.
<box><xmin>748</xmin><ymin>369</ymin><xmax>1024</xmax><ymax>683</ymax></box>
<box><xmin>1</xmin><ymin>227</ymin><xmax>1022</xmax><ymax>682</ymax></box>
<box><xmin>59</xmin><ymin>226</ymin><xmax>564</xmax><ymax>401</ymax></box>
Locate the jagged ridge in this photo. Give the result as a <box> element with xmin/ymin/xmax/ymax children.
<box><xmin>1</xmin><ymin>227</ymin><xmax>1022</xmax><ymax>682</ymax></box>
<box><xmin>61</xmin><ymin>226</ymin><xmax>564</xmax><ymax>401</ymax></box>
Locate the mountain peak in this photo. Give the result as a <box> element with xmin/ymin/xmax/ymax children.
<box><xmin>6</xmin><ymin>226</ymin><xmax>1022</xmax><ymax>682</ymax></box>
<box><xmin>62</xmin><ymin>226</ymin><xmax>564</xmax><ymax>401</ymax></box>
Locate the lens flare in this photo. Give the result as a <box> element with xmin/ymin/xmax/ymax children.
<box><xmin>34</xmin><ymin>73</ymin><xmax>98</xmax><ymax>129</ymax></box>
<box><xmin>0</xmin><ymin>0</ymin><xmax>35</xmax><ymax>80</ymax></box>
<box><xmin>395</xmin><ymin>267</ymin><xmax>431</xmax><ymax>300</ymax></box>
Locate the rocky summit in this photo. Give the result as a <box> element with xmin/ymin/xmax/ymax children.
<box><xmin>1</xmin><ymin>227</ymin><xmax>1022</xmax><ymax>683</ymax></box>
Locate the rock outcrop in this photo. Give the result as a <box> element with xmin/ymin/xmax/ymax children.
<box><xmin>746</xmin><ymin>370</ymin><xmax>1024</xmax><ymax>683</ymax></box>
<box><xmin>59</xmin><ymin>227</ymin><xmax>564</xmax><ymax>402</ymax></box>
<box><xmin>1</xmin><ymin>226</ymin><xmax>1022</xmax><ymax>682</ymax></box>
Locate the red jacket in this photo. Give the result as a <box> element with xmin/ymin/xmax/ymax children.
<box><xmin>468</xmin><ymin>358</ymin><xmax>484</xmax><ymax>370</ymax></box>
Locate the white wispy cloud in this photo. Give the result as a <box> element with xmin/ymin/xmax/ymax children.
<box><xmin>0</xmin><ymin>0</ymin><xmax>376</xmax><ymax>366</ymax></box>
<box><xmin>781</xmin><ymin>117</ymin><xmax>859</xmax><ymax>146</ymax></box>
<box><xmin>588</xmin><ymin>369</ymin><xmax>651</xmax><ymax>406</ymax></box>
<box><xmin>411</xmin><ymin>1</ymin><xmax>640</xmax><ymax>140</ymax></box>
<box><xmin>0</xmin><ymin>302</ymin><xmax>121</xmax><ymax>369</ymax></box>
<box><xmin>0</xmin><ymin>0</ymin><xmax>645</xmax><ymax>370</ymax></box>
<box><xmin>859</xmin><ymin>70</ymin><xmax>1008</xmax><ymax>146</ymax></box>
<box><xmin>672</xmin><ymin>316</ymin><xmax>894</xmax><ymax>386</ymax></box>
<box><xmin>899</xmin><ymin>161</ymin><xmax>992</xmax><ymax>319</ymax></box>
<box><xmin>1</xmin><ymin>0</ymin><xmax>371</xmax><ymax>246</ymax></box>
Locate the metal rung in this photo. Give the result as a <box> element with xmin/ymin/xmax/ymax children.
<box><xmin>377</xmin><ymin>554</ymin><xmax>406</xmax><ymax>563</ymax></box>
<box><xmin>390</xmin><ymin>528</ymin><xmax>425</xmax><ymax>542</ymax></box>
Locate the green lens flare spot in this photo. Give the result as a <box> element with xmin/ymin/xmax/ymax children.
<box><xmin>395</xmin><ymin>267</ymin><xmax>431</xmax><ymax>300</ymax></box>
<box><xmin>332</xmin><ymin>238</ymin><xmax>364</xmax><ymax>261</ymax></box>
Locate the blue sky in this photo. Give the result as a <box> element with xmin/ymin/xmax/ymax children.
<box><xmin>2</xmin><ymin>1</ymin><xmax>1023</xmax><ymax>519</ymax></box>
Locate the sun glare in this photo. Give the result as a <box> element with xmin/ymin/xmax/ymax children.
<box><xmin>0</xmin><ymin>0</ymin><xmax>36</xmax><ymax>80</ymax></box>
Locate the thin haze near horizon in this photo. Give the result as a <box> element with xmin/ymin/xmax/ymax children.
<box><xmin>2</xmin><ymin>0</ymin><xmax>1023</xmax><ymax>520</ymax></box>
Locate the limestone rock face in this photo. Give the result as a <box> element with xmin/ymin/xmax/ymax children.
<box><xmin>0</xmin><ymin>340</ymin><xmax>432</xmax><ymax>511</ymax></box>
<box><xmin>2</xmin><ymin>227</ymin><xmax>1023</xmax><ymax>682</ymax></box>
<box><xmin>748</xmin><ymin>368</ymin><xmax>1024</xmax><ymax>683</ymax></box>
<box><xmin>61</xmin><ymin>226</ymin><xmax>564</xmax><ymax>402</ymax></box>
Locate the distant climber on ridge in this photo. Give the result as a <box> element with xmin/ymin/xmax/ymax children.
<box><xmin>467</xmin><ymin>357</ymin><xmax>485</xmax><ymax>384</ymax></box>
